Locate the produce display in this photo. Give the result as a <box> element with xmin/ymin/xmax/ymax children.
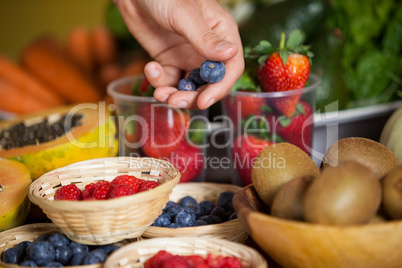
<box><xmin>1</xmin><ymin>232</ymin><xmax>119</xmax><ymax>266</ymax></box>
<box><xmin>144</xmin><ymin>250</ymin><xmax>243</xmax><ymax>268</ymax></box>
<box><xmin>380</xmin><ymin>106</ymin><xmax>402</xmax><ymax>163</ymax></box>
<box><xmin>151</xmin><ymin>191</ymin><xmax>236</xmax><ymax>228</ymax></box>
<box><xmin>0</xmin><ymin>105</ymin><xmax>118</xmax><ymax>180</ymax></box>
<box><xmin>53</xmin><ymin>175</ymin><xmax>160</xmax><ymax>201</ymax></box>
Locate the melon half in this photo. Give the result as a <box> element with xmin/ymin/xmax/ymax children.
<box><xmin>0</xmin><ymin>158</ymin><xmax>32</xmax><ymax>231</ymax></box>
<box><xmin>0</xmin><ymin>104</ymin><xmax>119</xmax><ymax>180</ymax></box>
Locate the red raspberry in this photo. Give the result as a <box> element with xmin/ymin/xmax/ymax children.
<box><xmin>186</xmin><ymin>255</ymin><xmax>206</xmax><ymax>266</ymax></box>
<box><xmin>145</xmin><ymin>250</ymin><xmax>174</xmax><ymax>268</ymax></box>
<box><xmin>82</xmin><ymin>183</ymin><xmax>97</xmax><ymax>199</ymax></box>
<box><xmin>109</xmin><ymin>184</ymin><xmax>134</xmax><ymax>199</ymax></box>
<box><xmin>139</xmin><ymin>180</ymin><xmax>159</xmax><ymax>192</ymax></box>
<box><xmin>220</xmin><ymin>257</ymin><xmax>243</xmax><ymax>268</ymax></box>
<box><xmin>111</xmin><ymin>175</ymin><xmax>145</xmax><ymax>193</ymax></box>
<box><xmin>92</xmin><ymin>183</ymin><xmax>111</xmax><ymax>200</ymax></box>
<box><xmin>54</xmin><ymin>184</ymin><xmax>82</xmax><ymax>201</ymax></box>
<box><xmin>162</xmin><ymin>255</ymin><xmax>190</xmax><ymax>268</ymax></box>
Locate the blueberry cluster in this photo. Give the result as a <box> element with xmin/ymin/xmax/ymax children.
<box><xmin>1</xmin><ymin>233</ymin><xmax>118</xmax><ymax>267</ymax></box>
<box><xmin>178</xmin><ymin>60</ymin><xmax>226</xmax><ymax>91</ymax></box>
<box><xmin>152</xmin><ymin>191</ymin><xmax>237</xmax><ymax>228</ymax></box>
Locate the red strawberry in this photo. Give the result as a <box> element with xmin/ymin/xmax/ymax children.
<box><xmin>266</xmin><ymin>101</ymin><xmax>313</xmax><ymax>154</ymax></box>
<box><xmin>236</xmin><ymin>93</ymin><xmax>265</xmax><ymax>119</ymax></box>
<box><xmin>164</xmin><ymin>141</ymin><xmax>204</xmax><ymax>183</ymax></box>
<box><xmin>139</xmin><ymin>180</ymin><xmax>159</xmax><ymax>192</ymax></box>
<box><xmin>109</xmin><ymin>184</ymin><xmax>134</xmax><ymax>198</ymax></box>
<box><xmin>246</xmin><ymin>30</ymin><xmax>312</xmax><ymax>117</ymax></box>
<box><xmin>111</xmin><ymin>175</ymin><xmax>145</xmax><ymax>193</ymax></box>
<box><xmin>132</xmin><ymin>77</ymin><xmax>155</xmax><ymax>97</ymax></box>
<box><xmin>54</xmin><ymin>184</ymin><xmax>82</xmax><ymax>201</ymax></box>
<box><xmin>137</xmin><ymin>103</ymin><xmax>190</xmax><ymax>158</ymax></box>
<box><xmin>232</xmin><ymin>135</ymin><xmax>273</xmax><ymax>186</ymax></box>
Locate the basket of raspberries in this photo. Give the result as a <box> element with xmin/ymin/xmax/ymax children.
<box><xmin>28</xmin><ymin>157</ymin><xmax>180</xmax><ymax>245</ymax></box>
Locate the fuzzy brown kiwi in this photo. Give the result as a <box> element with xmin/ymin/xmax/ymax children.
<box><xmin>271</xmin><ymin>175</ymin><xmax>315</xmax><ymax>221</ymax></box>
<box><xmin>382</xmin><ymin>165</ymin><xmax>402</xmax><ymax>220</ymax></box>
<box><xmin>304</xmin><ymin>161</ymin><xmax>382</xmax><ymax>225</ymax></box>
<box><xmin>251</xmin><ymin>143</ymin><xmax>320</xmax><ymax>207</ymax></box>
<box><xmin>322</xmin><ymin>137</ymin><xmax>399</xmax><ymax>179</ymax></box>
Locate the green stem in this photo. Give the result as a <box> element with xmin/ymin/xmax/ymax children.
<box><xmin>279</xmin><ymin>32</ymin><xmax>286</xmax><ymax>50</ymax></box>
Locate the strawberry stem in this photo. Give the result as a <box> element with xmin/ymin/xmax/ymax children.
<box><xmin>279</xmin><ymin>32</ymin><xmax>286</xmax><ymax>50</ymax></box>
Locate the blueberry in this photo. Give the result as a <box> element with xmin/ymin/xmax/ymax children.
<box><xmin>192</xmin><ymin>205</ymin><xmax>203</xmax><ymax>219</ymax></box>
<box><xmin>15</xmin><ymin>241</ymin><xmax>31</xmax><ymax>254</ymax></box>
<box><xmin>68</xmin><ymin>242</ymin><xmax>89</xmax><ymax>255</ymax></box>
<box><xmin>178</xmin><ymin>78</ymin><xmax>197</xmax><ymax>91</ymax></box>
<box><xmin>200</xmin><ymin>60</ymin><xmax>225</xmax><ymax>83</ymax></box>
<box><xmin>19</xmin><ymin>260</ymin><xmax>38</xmax><ymax>267</ymax></box>
<box><xmin>68</xmin><ymin>252</ymin><xmax>88</xmax><ymax>266</ymax></box>
<box><xmin>187</xmin><ymin>68</ymin><xmax>207</xmax><ymax>87</ymax></box>
<box><xmin>166</xmin><ymin>223</ymin><xmax>180</xmax><ymax>228</ymax></box>
<box><xmin>163</xmin><ymin>201</ymin><xmax>177</xmax><ymax>212</ymax></box>
<box><xmin>36</xmin><ymin>234</ymin><xmax>50</xmax><ymax>242</ymax></box>
<box><xmin>1</xmin><ymin>247</ymin><xmax>23</xmax><ymax>264</ymax></box>
<box><xmin>174</xmin><ymin>209</ymin><xmax>196</xmax><ymax>227</ymax></box>
<box><xmin>179</xmin><ymin>196</ymin><xmax>197</xmax><ymax>208</ymax></box>
<box><xmin>210</xmin><ymin>206</ymin><xmax>227</xmax><ymax>221</ymax></box>
<box><xmin>43</xmin><ymin>261</ymin><xmax>63</xmax><ymax>267</ymax></box>
<box><xmin>152</xmin><ymin>212</ymin><xmax>171</xmax><ymax>227</ymax></box>
<box><xmin>100</xmin><ymin>244</ymin><xmax>119</xmax><ymax>255</ymax></box>
<box><xmin>218</xmin><ymin>191</ymin><xmax>234</xmax><ymax>208</ymax></box>
<box><xmin>27</xmin><ymin>241</ymin><xmax>55</xmax><ymax>266</ymax></box>
<box><xmin>166</xmin><ymin>205</ymin><xmax>182</xmax><ymax>218</ymax></box>
<box><xmin>193</xmin><ymin>220</ymin><xmax>208</xmax><ymax>226</ymax></box>
<box><xmin>199</xmin><ymin>200</ymin><xmax>215</xmax><ymax>215</ymax></box>
<box><xmin>48</xmin><ymin>234</ymin><xmax>70</xmax><ymax>248</ymax></box>
<box><xmin>225</xmin><ymin>201</ymin><xmax>234</xmax><ymax>212</ymax></box>
<box><xmin>229</xmin><ymin>212</ymin><xmax>238</xmax><ymax>220</ymax></box>
<box><xmin>199</xmin><ymin>215</ymin><xmax>222</xmax><ymax>225</ymax></box>
<box><xmin>54</xmin><ymin>245</ymin><xmax>72</xmax><ymax>265</ymax></box>
<box><xmin>82</xmin><ymin>249</ymin><xmax>107</xmax><ymax>265</ymax></box>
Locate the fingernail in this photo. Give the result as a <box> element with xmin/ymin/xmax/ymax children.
<box><xmin>215</xmin><ymin>41</ymin><xmax>233</xmax><ymax>51</ymax></box>
<box><xmin>147</xmin><ymin>64</ymin><xmax>159</xmax><ymax>78</ymax></box>
<box><xmin>205</xmin><ymin>98</ymin><xmax>215</xmax><ymax>108</ymax></box>
<box><xmin>171</xmin><ymin>100</ymin><xmax>188</xmax><ymax>109</ymax></box>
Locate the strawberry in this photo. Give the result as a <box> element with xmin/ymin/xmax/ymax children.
<box><xmin>132</xmin><ymin>77</ymin><xmax>155</xmax><ymax>97</ymax></box>
<box><xmin>232</xmin><ymin>135</ymin><xmax>273</xmax><ymax>186</ymax></box>
<box><xmin>245</xmin><ymin>29</ymin><xmax>313</xmax><ymax>117</ymax></box>
<box><xmin>266</xmin><ymin>101</ymin><xmax>313</xmax><ymax>154</ymax></box>
<box><xmin>164</xmin><ymin>141</ymin><xmax>204</xmax><ymax>183</ymax></box>
<box><xmin>236</xmin><ymin>93</ymin><xmax>266</xmax><ymax>119</ymax></box>
<box><xmin>137</xmin><ymin>103</ymin><xmax>190</xmax><ymax>158</ymax></box>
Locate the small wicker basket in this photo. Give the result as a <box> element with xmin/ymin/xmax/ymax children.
<box><xmin>28</xmin><ymin>157</ymin><xmax>180</xmax><ymax>245</ymax></box>
<box><xmin>104</xmin><ymin>237</ymin><xmax>268</xmax><ymax>268</ymax></box>
<box><xmin>142</xmin><ymin>183</ymin><xmax>248</xmax><ymax>243</ymax></box>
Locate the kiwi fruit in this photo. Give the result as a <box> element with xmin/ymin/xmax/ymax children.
<box><xmin>382</xmin><ymin>165</ymin><xmax>402</xmax><ymax>220</ymax></box>
<box><xmin>322</xmin><ymin>137</ymin><xmax>399</xmax><ymax>179</ymax></box>
<box><xmin>271</xmin><ymin>175</ymin><xmax>315</xmax><ymax>221</ymax></box>
<box><xmin>304</xmin><ymin>161</ymin><xmax>382</xmax><ymax>225</ymax></box>
<box><xmin>251</xmin><ymin>142</ymin><xmax>320</xmax><ymax>207</ymax></box>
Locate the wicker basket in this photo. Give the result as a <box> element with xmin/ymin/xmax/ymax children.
<box><xmin>28</xmin><ymin>157</ymin><xmax>180</xmax><ymax>245</ymax></box>
<box><xmin>104</xmin><ymin>237</ymin><xmax>268</xmax><ymax>268</ymax></box>
<box><xmin>142</xmin><ymin>183</ymin><xmax>248</xmax><ymax>243</ymax></box>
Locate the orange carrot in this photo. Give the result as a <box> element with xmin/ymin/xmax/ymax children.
<box><xmin>91</xmin><ymin>25</ymin><xmax>117</xmax><ymax>67</ymax></box>
<box><xmin>20</xmin><ymin>39</ymin><xmax>102</xmax><ymax>103</ymax></box>
<box><xmin>66</xmin><ymin>27</ymin><xmax>95</xmax><ymax>75</ymax></box>
<box><xmin>0</xmin><ymin>54</ymin><xmax>66</xmax><ymax>107</ymax></box>
<box><xmin>98</xmin><ymin>62</ymin><xmax>122</xmax><ymax>93</ymax></box>
<box><xmin>0</xmin><ymin>79</ymin><xmax>50</xmax><ymax>114</ymax></box>
<box><xmin>120</xmin><ymin>57</ymin><xmax>148</xmax><ymax>78</ymax></box>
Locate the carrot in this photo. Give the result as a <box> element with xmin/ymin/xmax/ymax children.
<box><xmin>0</xmin><ymin>54</ymin><xmax>66</xmax><ymax>107</ymax></box>
<box><xmin>98</xmin><ymin>63</ymin><xmax>122</xmax><ymax>94</ymax></box>
<box><xmin>20</xmin><ymin>38</ymin><xmax>102</xmax><ymax>103</ymax></box>
<box><xmin>0</xmin><ymin>79</ymin><xmax>50</xmax><ymax>114</ymax></box>
<box><xmin>66</xmin><ymin>27</ymin><xmax>95</xmax><ymax>75</ymax></box>
<box><xmin>120</xmin><ymin>57</ymin><xmax>148</xmax><ymax>78</ymax></box>
<box><xmin>91</xmin><ymin>25</ymin><xmax>117</xmax><ymax>67</ymax></box>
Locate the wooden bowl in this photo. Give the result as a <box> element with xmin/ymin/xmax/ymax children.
<box><xmin>233</xmin><ymin>184</ymin><xmax>402</xmax><ymax>268</ymax></box>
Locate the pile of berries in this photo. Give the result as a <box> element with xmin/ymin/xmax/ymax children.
<box><xmin>54</xmin><ymin>175</ymin><xmax>160</xmax><ymax>201</ymax></box>
<box><xmin>1</xmin><ymin>233</ymin><xmax>118</xmax><ymax>267</ymax></box>
<box><xmin>178</xmin><ymin>60</ymin><xmax>226</xmax><ymax>91</ymax></box>
<box><xmin>145</xmin><ymin>250</ymin><xmax>242</xmax><ymax>268</ymax></box>
<box><xmin>151</xmin><ymin>191</ymin><xmax>236</xmax><ymax>228</ymax></box>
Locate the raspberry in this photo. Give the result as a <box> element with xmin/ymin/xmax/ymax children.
<box><xmin>82</xmin><ymin>183</ymin><xmax>97</xmax><ymax>199</ymax></box>
<box><xmin>54</xmin><ymin>184</ymin><xmax>82</xmax><ymax>200</ymax></box>
<box><xmin>92</xmin><ymin>183</ymin><xmax>111</xmax><ymax>200</ymax></box>
<box><xmin>162</xmin><ymin>255</ymin><xmax>190</xmax><ymax>268</ymax></box>
<box><xmin>145</xmin><ymin>250</ymin><xmax>174</xmax><ymax>268</ymax></box>
<box><xmin>139</xmin><ymin>180</ymin><xmax>159</xmax><ymax>192</ymax></box>
<box><xmin>109</xmin><ymin>184</ymin><xmax>134</xmax><ymax>199</ymax></box>
<box><xmin>111</xmin><ymin>175</ymin><xmax>145</xmax><ymax>193</ymax></box>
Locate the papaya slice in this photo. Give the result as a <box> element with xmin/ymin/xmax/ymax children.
<box><xmin>0</xmin><ymin>158</ymin><xmax>32</xmax><ymax>231</ymax></box>
<box><xmin>0</xmin><ymin>104</ymin><xmax>118</xmax><ymax>180</ymax></box>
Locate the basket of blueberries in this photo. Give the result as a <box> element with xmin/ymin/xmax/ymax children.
<box><xmin>0</xmin><ymin>223</ymin><xmax>128</xmax><ymax>267</ymax></box>
<box><xmin>142</xmin><ymin>183</ymin><xmax>248</xmax><ymax>243</ymax></box>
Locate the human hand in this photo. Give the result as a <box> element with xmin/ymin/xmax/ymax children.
<box><xmin>113</xmin><ymin>0</ymin><xmax>244</xmax><ymax>110</ymax></box>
